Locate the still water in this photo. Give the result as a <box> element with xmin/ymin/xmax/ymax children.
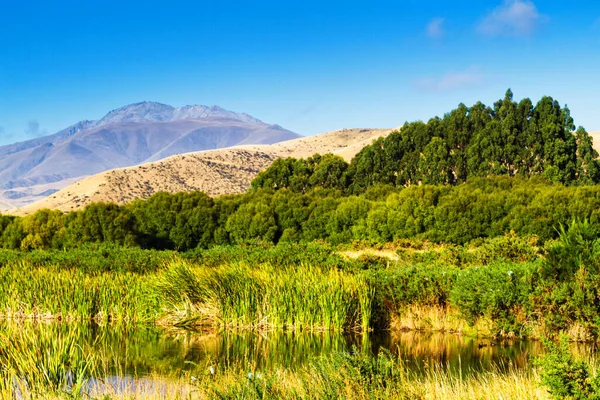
<box><xmin>1</xmin><ymin>322</ymin><xmax>594</xmax><ymax>378</ymax></box>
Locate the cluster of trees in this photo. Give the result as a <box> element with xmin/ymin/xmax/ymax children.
<box><xmin>253</xmin><ymin>90</ymin><xmax>600</xmax><ymax>194</ymax></box>
<box><xmin>3</xmin><ymin>175</ymin><xmax>600</xmax><ymax>251</ymax></box>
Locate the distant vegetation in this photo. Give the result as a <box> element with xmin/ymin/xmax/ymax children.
<box><xmin>254</xmin><ymin>89</ymin><xmax>600</xmax><ymax>191</ymax></box>
<box><xmin>3</xmin><ymin>176</ymin><xmax>600</xmax><ymax>251</ymax></box>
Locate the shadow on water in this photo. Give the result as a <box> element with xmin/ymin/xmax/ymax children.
<box><xmin>0</xmin><ymin>321</ymin><xmax>596</xmax><ymax>380</ymax></box>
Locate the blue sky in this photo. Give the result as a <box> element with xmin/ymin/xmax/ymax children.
<box><xmin>0</xmin><ymin>0</ymin><xmax>599</xmax><ymax>143</ymax></box>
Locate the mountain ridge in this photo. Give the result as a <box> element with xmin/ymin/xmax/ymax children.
<box><xmin>0</xmin><ymin>102</ymin><xmax>299</xmax><ymax>208</ymax></box>
<box><xmin>95</xmin><ymin>102</ymin><xmax>265</xmax><ymax>126</ymax></box>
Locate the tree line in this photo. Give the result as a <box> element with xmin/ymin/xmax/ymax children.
<box><xmin>2</xmin><ymin>175</ymin><xmax>600</xmax><ymax>251</ymax></box>
<box><xmin>253</xmin><ymin>90</ymin><xmax>600</xmax><ymax>194</ymax></box>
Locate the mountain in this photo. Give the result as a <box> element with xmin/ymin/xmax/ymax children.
<box><xmin>0</xmin><ymin>102</ymin><xmax>299</xmax><ymax>209</ymax></box>
<box><xmin>12</xmin><ymin>128</ymin><xmax>394</xmax><ymax>215</ymax></box>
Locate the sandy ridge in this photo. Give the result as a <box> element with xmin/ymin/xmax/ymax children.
<box><xmin>12</xmin><ymin>128</ymin><xmax>394</xmax><ymax>215</ymax></box>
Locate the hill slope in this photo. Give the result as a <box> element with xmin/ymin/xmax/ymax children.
<box><xmin>13</xmin><ymin>128</ymin><xmax>393</xmax><ymax>215</ymax></box>
<box><xmin>0</xmin><ymin>102</ymin><xmax>298</xmax><ymax>209</ymax></box>
<box><xmin>590</xmin><ymin>132</ymin><xmax>600</xmax><ymax>152</ymax></box>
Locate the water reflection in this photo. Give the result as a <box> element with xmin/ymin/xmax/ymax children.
<box><xmin>0</xmin><ymin>322</ymin><xmax>595</xmax><ymax>378</ymax></box>
<box><xmin>380</xmin><ymin>332</ymin><xmax>539</xmax><ymax>376</ymax></box>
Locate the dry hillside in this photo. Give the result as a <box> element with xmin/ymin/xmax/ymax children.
<box><xmin>13</xmin><ymin>128</ymin><xmax>393</xmax><ymax>215</ymax></box>
<box><xmin>590</xmin><ymin>132</ymin><xmax>600</xmax><ymax>152</ymax></box>
<box><xmin>0</xmin><ymin>102</ymin><xmax>299</xmax><ymax>211</ymax></box>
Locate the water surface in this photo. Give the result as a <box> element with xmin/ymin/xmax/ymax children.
<box><xmin>3</xmin><ymin>322</ymin><xmax>592</xmax><ymax>379</ymax></box>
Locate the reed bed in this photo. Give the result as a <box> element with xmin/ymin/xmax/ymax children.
<box><xmin>0</xmin><ymin>325</ymin><xmax>97</xmax><ymax>398</ymax></box>
<box><xmin>156</xmin><ymin>260</ymin><xmax>374</xmax><ymax>332</ymax></box>
<box><xmin>0</xmin><ymin>262</ymin><xmax>160</xmax><ymax>322</ymax></box>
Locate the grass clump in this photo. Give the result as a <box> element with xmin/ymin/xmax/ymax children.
<box><xmin>156</xmin><ymin>261</ymin><xmax>375</xmax><ymax>332</ymax></box>
<box><xmin>0</xmin><ymin>327</ymin><xmax>97</xmax><ymax>397</ymax></box>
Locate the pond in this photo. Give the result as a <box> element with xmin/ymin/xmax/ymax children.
<box><xmin>2</xmin><ymin>322</ymin><xmax>593</xmax><ymax>380</ymax></box>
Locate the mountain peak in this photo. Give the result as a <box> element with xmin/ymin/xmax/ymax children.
<box><xmin>95</xmin><ymin>102</ymin><xmax>264</xmax><ymax>127</ymax></box>
<box><xmin>96</xmin><ymin>102</ymin><xmax>175</xmax><ymax>126</ymax></box>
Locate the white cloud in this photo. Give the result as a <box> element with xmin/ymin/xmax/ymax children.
<box><xmin>427</xmin><ymin>18</ymin><xmax>445</xmax><ymax>38</ymax></box>
<box><xmin>477</xmin><ymin>0</ymin><xmax>544</xmax><ymax>37</ymax></box>
<box><xmin>414</xmin><ymin>68</ymin><xmax>484</xmax><ymax>92</ymax></box>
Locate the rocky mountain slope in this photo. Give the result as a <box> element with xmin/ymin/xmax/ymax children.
<box><xmin>0</xmin><ymin>102</ymin><xmax>298</xmax><ymax>209</ymax></box>
<box><xmin>13</xmin><ymin>128</ymin><xmax>393</xmax><ymax>215</ymax></box>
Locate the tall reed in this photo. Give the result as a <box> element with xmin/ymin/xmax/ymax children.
<box><xmin>156</xmin><ymin>261</ymin><xmax>374</xmax><ymax>332</ymax></box>
<box><xmin>0</xmin><ymin>326</ymin><xmax>98</xmax><ymax>397</ymax></box>
<box><xmin>0</xmin><ymin>262</ymin><xmax>160</xmax><ymax>322</ymax></box>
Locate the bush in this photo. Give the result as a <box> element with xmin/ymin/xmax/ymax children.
<box><xmin>449</xmin><ymin>262</ymin><xmax>534</xmax><ymax>334</ymax></box>
<box><xmin>537</xmin><ymin>337</ymin><xmax>600</xmax><ymax>399</ymax></box>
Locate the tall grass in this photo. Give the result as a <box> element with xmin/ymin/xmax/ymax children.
<box><xmin>156</xmin><ymin>261</ymin><xmax>374</xmax><ymax>332</ymax></box>
<box><xmin>0</xmin><ymin>326</ymin><xmax>98</xmax><ymax>397</ymax></box>
<box><xmin>0</xmin><ymin>262</ymin><xmax>160</xmax><ymax>322</ymax></box>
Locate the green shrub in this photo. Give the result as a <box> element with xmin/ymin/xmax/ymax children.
<box><xmin>537</xmin><ymin>337</ymin><xmax>600</xmax><ymax>399</ymax></box>
<box><xmin>449</xmin><ymin>262</ymin><xmax>534</xmax><ymax>334</ymax></box>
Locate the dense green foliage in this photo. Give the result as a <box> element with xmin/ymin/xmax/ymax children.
<box><xmin>1</xmin><ymin>230</ymin><xmax>600</xmax><ymax>338</ymax></box>
<box><xmin>537</xmin><ymin>337</ymin><xmax>600</xmax><ymax>399</ymax></box>
<box><xmin>5</xmin><ymin>176</ymin><xmax>600</xmax><ymax>251</ymax></box>
<box><xmin>253</xmin><ymin>90</ymin><xmax>600</xmax><ymax>193</ymax></box>
<box><xmin>0</xmin><ymin>245</ymin><xmax>176</xmax><ymax>273</ymax></box>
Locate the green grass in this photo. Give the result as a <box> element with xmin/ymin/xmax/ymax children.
<box><xmin>0</xmin><ymin>325</ymin><xmax>98</xmax><ymax>397</ymax></box>
<box><xmin>0</xmin><ymin>235</ymin><xmax>598</xmax><ymax>341</ymax></box>
<box><xmin>0</xmin><ymin>262</ymin><xmax>161</xmax><ymax>322</ymax></box>
<box><xmin>156</xmin><ymin>260</ymin><xmax>375</xmax><ymax>332</ymax></box>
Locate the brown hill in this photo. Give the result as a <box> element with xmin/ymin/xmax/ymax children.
<box><xmin>12</xmin><ymin>128</ymin><xmax>393</xmax><ymax>215</ymax></box>
<box><xmin>590</xmin><ymin>132</ymin><xmax>600</xmax><ymax>153</ymax></box>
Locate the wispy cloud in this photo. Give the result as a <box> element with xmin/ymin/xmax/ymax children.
<box><xmin>414</xmin><ymin>68</ymin><xmax>484</xmax><ymax>92</ymax></box>
<box><xmin>477</xmin><ymin>0</ymin><xmax>545</xmax><ymax>37</ymax></box>
<box><xmin>25</xmin><ymin>120</ymin><xmax>40</xmax><ymax>136</ymax></box>
<box><xmin>427</xmin><ymin>18</ymin><xmax>445</xmax><ymax>38</ymax></box>
<box><xmin>24</xmin><ymin>119</ymin><xmax>47</xmax><ymax>138</ymax></box>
